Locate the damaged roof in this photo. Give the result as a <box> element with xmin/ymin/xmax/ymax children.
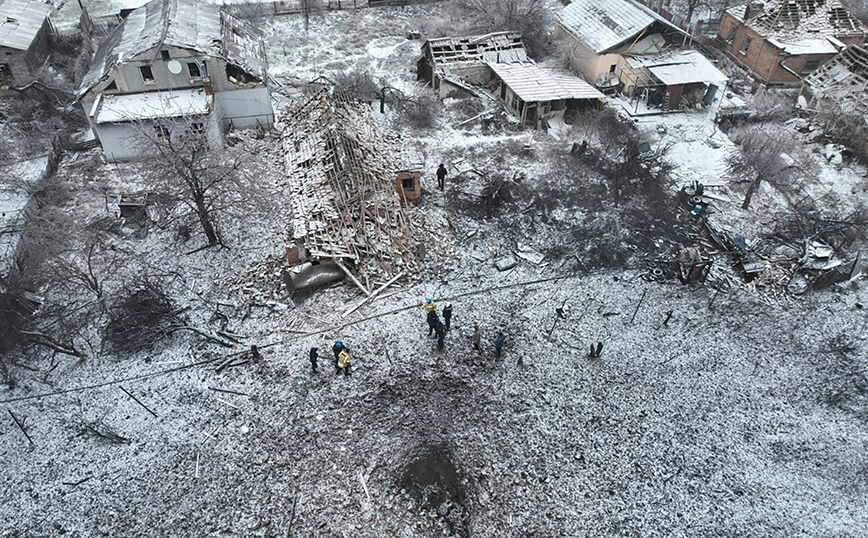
<box><xmin>727</xmin><ymin>0</ymin><xmax>868</xmax><ymax>41</ymax></box>
<box><xmin>558</xmin><ymin>0</ymin><xmax>685</xmax><ymax>54</ymax></box>
<box><xmin>0</xmin><ymin>0</ymin><xmax>51</xmax><ymax>51</ymax></box>
<box><xmin>280</xmin><ymin>83</ymin><xmax>420</xmax><ymax>281</ymax></box>
<box><xmin>78</xmin><ymin>0</ymin><xmax>268</xmax><ymax>97</ymax></box>
<box><xmin>803</xmin><ymin>44</ymin><xmax>868</xmax><ymax>114</ymax></box>
<box><xmin>626</xmin><ymin>50</ymin><xmax>729</xmax><ymax>85</ymax></box>
<box><xmin>93</xmin><ymin>87</ymin><xmax>211</xmax><ymax>123</ymax></box>
<box><xmin>423</xmin><ymin>32</ymin><xmax>528</xmax><ymax>66</ymax></box>
<box><xmin>488</xmin><ymin>62</ymin><xmax>605</xmax><ymax>102</ymax></box>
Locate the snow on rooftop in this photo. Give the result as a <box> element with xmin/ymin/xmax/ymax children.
<box><xmin>557</xmin><ymin>0</ymin><xmax>685</xmax><ymax>54</ymax></box>
<box><xmin>424</xmin><ymin>32</ymin><xmax>528</xmax><ymax>66</ymax></box>
<box><xmin>767</xmin><ymin>37</ymin><xmax>840</xmax><ymax>55</ymax></box>
<box><xmin>0</xmin><ymin>0</ymin><xmax>50</xmax><ymax>51</ymax></box>
<box><xmin>488</xmin><ymin>62</ymin><xmax>605</xmax><ymax>102</ymax></box>
<box><xmin>804</xmin><ymin>45</ymin><xmax>868</xmax><ymax>115</ymax></box>
<box><xmin>627</xmin><ymin>50</ymin><xmax>729</xmax><ymax>85</ymax></box>
<box><xmin>94</xmin><ymin>88</ymin><xmax>211</xmax><ymax>123</ymax></box>
<box><xmin>727</xmin><ymin>0</ymin><xmax>868</xmax><ymax>42</ymax></box>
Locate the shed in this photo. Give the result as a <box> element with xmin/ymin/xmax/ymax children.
<box><xmin>0</xmin><ymin>0</ymin><xmax>53</xmax><ymax>89</ymax></box>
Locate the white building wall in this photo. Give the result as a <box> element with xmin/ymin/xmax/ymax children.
<box><xmin>214</xmin><ymin>86</ymin><xmax>274</xmax><ymax>130</ymax></box>
<box><xmin>94</xmin><ymin>113</ymin><xmax>221</xmax><ymax>161</ymax></box>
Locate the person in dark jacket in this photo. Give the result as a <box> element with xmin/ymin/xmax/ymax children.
<box><xmin>494</xmin><ymin>332</ymin><xmax>506</xmax><ymax>359</ymax></box>
<box><xmin>472</xmin><ymin>325</ymin><xmax>482</xmax><ymax>353</ymax></box>
<box><xmin>436</xmin><ymin>163</ymin><xmax>447</xmax><ymax>191</ymax></box>
<box><xmin>442</xmin><ymin>302</ymin><xmax>453</xmax><ymax>331</ymax></box>
<box><xmin>309</xmin><ymin>347</ymin><xmax>319</xmax><ymax>374</ymax></box>
<box><xmin>427</xmin><ymin>310</ymin><xmax>440</xmax><ymax>337</ymax></box>
<box><xmin>435</xmin><ymin>320</ymin><xmax>446</xmax><ymax>351</ymax></box>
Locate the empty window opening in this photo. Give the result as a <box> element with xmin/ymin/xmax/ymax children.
<box><xmin>105</xmin><ymin>80</ymin><xmax>118</xmax><ymax>90</ymax></box>
<box><xmin>154</xmin><ymin>125</ymin><xmax>170</xmax><ymax>140</ymax></box>
<box><xmin>161</xmin><ymin>50</ymin><xmax>170</xmax><ymax>60</ymax></box>
<box><xmin>726</xmin><ymin>25</ymin><xmax>737</xmax><ymax>43</ymax></box>
<box><xmin>225</xmin><ymin>64</ymin><xmax>260</xmax><ymax>84</ymax></box>
<box><xmin>402</xmin><ymin>177</ymin><xmax>415</xmax><ymax>190</ymax></box>
<box><xmin>140</xmin><ymin>65</ymin><xmax>154</xmax><ymax>83</ymax></box>
<box><xmin>802</xmin><ymin>59</ymin><xmax>822</xmax><ymax>72</ymax></box>
<box><xmin>187</xmin><ymin>62</ymin><xmax>201</xmax><ymax>78</ymax></box>
<box><xmin>609</xmin><ymin>64</ymin><xmax>617</xmax><ymax>73</ymax></box>
<box><xmin>739</xmin><ymin>36</ymin><xmax>752</xmax><ymax>55</ymax></box>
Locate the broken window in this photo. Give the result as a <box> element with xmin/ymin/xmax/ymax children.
<box><xmin>187</xmin><ymin>62</ymin><xmax>201</xmax><ymax>78</ymax></box>
<box><xmin>140</xmin><ymin>65</ymin><xmax>155</xmax><ymax>83</ymax></box>
<box><xmin>225</xmin><ymin>64</ymin><xmax>260</xmax><ymax>85</ymax></box>
<box><xmin>161</xmin><ymin>50</ymin><xmax>170</xmax><ymax>60</ymax></box>
<box><xmin>739</xmin><ymin>36</ymin><xmax>752</xmax><ymax>55</ymax></box>
<box><xmin>154</xmin><ymin>124</ymin><xmax>170</xmax><ymax>140</ymax></box>
<box><xmin>802</xmin><ymin>59</ymin><xmax>822</xmax><ymax>72</ymax></box>
<box><xmin>726</xmin><ymin>25</ymin><xmax>737</xmax><ymax>43</ymax></box>
<box><xmin>609</xmin><ymin>64</ymin><xmax>617</xmax><ymax>73</ymax></box>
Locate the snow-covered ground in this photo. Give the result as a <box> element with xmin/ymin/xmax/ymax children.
<box><xmin>3</xmin><ymin>2</ymin><xmax>868</xmax><ymax>537</ymax></box>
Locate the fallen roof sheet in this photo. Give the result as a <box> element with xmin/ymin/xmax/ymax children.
<box><xmin>0</xmin><ymin>0</ymin><xmax>50</xmax><ymax>51</ymax></box>
<box><xmin>280</xmin><ymin>83</ymin><xmax>421</xmax><ymax>281</ymax></box>
<box><xmin>558</xmin><ymin>0</ymin><xmax>684</xmax><ymax>54</ymax></box>
<box><xmin>94</xmin><ymin>88</ymin><xmax>211</xmax><ymax>123</ymax></box>
<box><xmin>627</xmin><ymin>50</ymin><xmax>729</xmax><ymax>85</ymax></box>
<box><xmin>424</xmin><ymin>31</ymin><xmax>528</xmax><ymax>65</ymax></box>
<box><xmin>727</xmin><ymin>0</ymin><xmax>867</xmax><ymax>42</ymax></box>
<box><xmin>803</xmin><ymin>45</ymin><xmax>868</xmax><ymax>114</ymax></box>
<box><xmin>79</xmin><ymin>0</ymin><xmax>268</xmax><ymax>97</ymax></box>
<box><xmin>489</xmin><ymin>62</ymin><xmax>605</xmax><ymax>102</ymax></box>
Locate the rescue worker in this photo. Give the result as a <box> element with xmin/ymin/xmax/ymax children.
<box><xmin>422</xmin><ymin>298</ymin><xmax>437</xmax><ymax>314</ymax></box>
<box><xmin>309</xmin><ymin>347</ymin><xmax>319</xmax><ymax>374</ymax></box>
<box><xmin>442</xmin><ymin>302</ymin><xmax>453</xmax><ymax>331</ymax></box>
<box><xmin>494</xmin><ymin>332</ymin><xmax>506</xmax><ymax>359</ymax></box>
<box><xmin>336</xmin><ymin>348</ymin><xmax>352</xmax><ymax>376</ymax></box>
<box><xmin>436</xmin><ymin>163</ymin><xmax>447</xmax><ymax>191</ymax></box>
<box><xmin>427</xmin><ymin>309</ymin><xmax>440</xmax><ymax>337</ymax></box>
<box><xmin>472</xmin><ymin>325</ymin><xmax>482</xmax><ymax>353</ymax></box>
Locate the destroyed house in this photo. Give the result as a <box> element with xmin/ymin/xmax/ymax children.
<box><xmin>717</xmin><ymin>0</ymin><xmax>868</xmax><ymax>85</ymax></box>
<box><xmin>417</xmin><ymin>31</ymin><xmax>527</xmax><ymax>98</ymax></box>
<box><xmin>799</xmin><ymin>44</ymin><xmax>868</xmax><ymax>114</ymax></box>
<box><xmin>556</xmin><ymin>0</ymin><xmax>725</xmax><ymax>111</ymax></box>
<box><xmin>281</xmin><ymin>82</ymin><xmax>420</xmax><ymax>291</ymax></box>
<box><xmin>488</xmin><ymin>62</ymin><xmax>605</xmax><ymax>127</ymax></box>
<box><xmin>418</xmin><ymin>32</ymin><xmax>604</xmax><ymax>126</ymax></box>
<box><xmin>77</xmin><ymin>0</ymin><xmax>274</xmax><ymax>161</ymax></box>
<box><xmin>0</xmin><ymin>0</ymin><xmax>53</xmax><ymax>90</ymax></box>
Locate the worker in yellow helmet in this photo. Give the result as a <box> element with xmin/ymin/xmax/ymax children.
<box><xmin>336</xmin><ymin>348</ymin><xmax>352</xmax><ymax>376</ymax></box>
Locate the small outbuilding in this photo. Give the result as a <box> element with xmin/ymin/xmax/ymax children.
<box><xmin>0</xmin><ymin>0</ymin><xmax>53</xmax><ymax>90</ymax></box>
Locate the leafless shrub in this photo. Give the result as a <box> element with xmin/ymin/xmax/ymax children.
<box><xmin>80</xmin><ymin>418</ymin><xmax>130</xmax><ymax>445</ymax></box>
<box><xmin>332</xmin><ymin>69</ymin><xmax>380</xmax><ymax>102</ymax></box>
<box><xmin>750</xmin><ymin>88</ymin><xmax>797</xmax><ymax>123</ymax></box>
<box><xmin>813</xmin><ymin>99</ymin><xmax>868</xmax><ymax>164</ymax></box>
<box><xmin>553</xmin><ymin>34</ymin><xmax>590</xmax><ymax>78</ymax></box>
<box><xmin>392</xmin><ymin>89</ymin><xmax>439</xmax><ymax>129</ymax></box>
<box><xmin>104</xmin><ymin>282</ymin><xmax>179</xmax><ymax>355</ymax></box>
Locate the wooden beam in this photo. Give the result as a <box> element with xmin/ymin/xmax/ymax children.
<box><xmin>335</xmin><ymin>261</ymin><xmax>370</xmax><ymax>297</ymax></box>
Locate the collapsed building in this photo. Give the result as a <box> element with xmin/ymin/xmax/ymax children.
<box><xmin>417</xmin><ymin>31</ymin><xmax>605</xmax><ymax>128</ymax></box>
<box><xmin>799</xmin><ymin>44</ymin><xmax>868</xmax><ymax>114</ymax></box>
<box><xmin>280</xmin><ymin>81</ymin><xmax>424</xmax><ymax>295</ymax></box>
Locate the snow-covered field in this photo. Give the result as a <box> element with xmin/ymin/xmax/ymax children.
<box><xmin>2</xmin><ymin>2</ymin><xmax>868</xmax><ymax>537</ymax></box>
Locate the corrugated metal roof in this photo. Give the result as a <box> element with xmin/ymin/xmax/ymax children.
<box><xmin>558</xmin><ymin>0</ymin><xmax>680</xmax><ymax>54</ymax></box>
<box><xmin>626</xmin><ymin>50</ymin><xmax>728</xmax><ymax>85</ymax></box>
<box><xmin>95</xmin><ymin>87</ymin><xmax>211</xmax><ymax>123</ymax></box>
<box><xmin>424</xmin><ymin>32</ymin><xmax>527</xmax><ymax>66</ymax></box>
<box><xmin>489</xmin><ymin>62</ymin><xmax>605</xmax><ymax>102</ymax></box>
<box><xmin>0</xmin><ymin>0</ymin><xmax>51</xmax><ymax>51</ymax></box>
<box><xmin>79</xmin><ymin>0</ymin><xmax>267</xmax><ymax>96</ymax></box>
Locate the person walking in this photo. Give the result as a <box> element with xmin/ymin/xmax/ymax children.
<box><xmin>442</xmin><ymin>302</ymin><xmax>453</xmax><ymax>331</ymax></box>
<box><xmin>427</xmin><ymin>309</ymin><xmax>440</xmax><ymax>337</ymax></box>
<box><xmin>336</xmin><ymin>348</ymin><xmax>352</xmax><ymax>376</ymax></box>
<box><xmin>309</xmin><ymin>347</ymin><xmax>319</xmax><ymax>374</ymax></box>
<box><xmin>494</xmin><ymin>332</ymin><xmax>506</xmax><ymax>359</ymax></box>
<box><xmin>472</xmin><ymin>325</ymin><xmax>481</xmax><ymax>353</ymax></box>
<box><xmin>436</xmin><ymin>163</ymin><xmax>448</xmax><ymax>191</ymax></box>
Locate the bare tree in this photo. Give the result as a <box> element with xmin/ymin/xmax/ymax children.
<box><xmin>139</xmin><ymin>119</ymin><xmax>243</xmax><ymax>248</ymax></box>
<box><xmin>457</xmin><ymin>0</ymin><xmax>552</xmax><ymax>57</ymax></box>
<box><xmin>726</xmin><ymin>124</ymin><xmax>810</xmax><ymax>210</ymax></box>
<box><xmin>300</xmin><ymin>0</ymin><xmax>325</xmax><ymax>30</ymax></box>
<box><xmin>332</xmin><ymin>69</ymin><xmax>439</xmax><ymax>128</ymax></box>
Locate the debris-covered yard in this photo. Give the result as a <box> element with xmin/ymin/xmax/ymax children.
<box><xmin>2</xmin><ymin>2</ymin><xmax>868</xmax><ymax>538</ymax></box>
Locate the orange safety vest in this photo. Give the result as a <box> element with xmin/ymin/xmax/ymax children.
<box><xmin>337</xmin><ymin>350</ymin><xmax>351</xmax><ymax>368</ymax></box>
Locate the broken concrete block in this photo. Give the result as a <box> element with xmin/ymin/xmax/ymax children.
<box><xmin>495</xmin><ymin>256</ymin><xmax>518</xmax><ymax>271</ymax></box>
